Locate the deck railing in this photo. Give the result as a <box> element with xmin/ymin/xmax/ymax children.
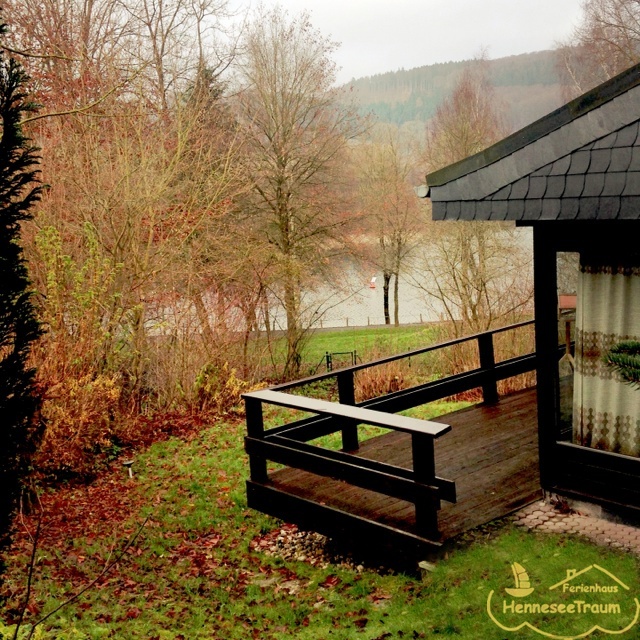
<box><xmin>243</xmin><ymin>320</ymin><xmax>536</xmax><ymax>541</ymax></box>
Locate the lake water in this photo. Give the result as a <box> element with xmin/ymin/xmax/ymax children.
<box><xmin>149</xmin><ymin>229</ymin><xmax>533</xmax><ymax>334</ymax></box>
<box><xmin>265</xmin><ymin>267</ymin><xmax>444</xmax><ymax>331</ymax></box>
<box><xmin>306</xmin><ymin>273</ymin><xmax>440</xmax><ymax>328</ymax></box>
<box><xmin>267</xmin><ymin>228</ymin><xmax>533</xmax><ymax>330</ymax></box>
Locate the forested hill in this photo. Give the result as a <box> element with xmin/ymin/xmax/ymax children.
<box><xmin>348</xmin><ymin>50</ymin><xmax>568</xmax><ymax>131</ymax></box>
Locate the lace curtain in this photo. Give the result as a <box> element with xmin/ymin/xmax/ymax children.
<box><xmin>572</xmin><ymin>255</ymin><xmax>640</xmax><ymax>457</ymax></box>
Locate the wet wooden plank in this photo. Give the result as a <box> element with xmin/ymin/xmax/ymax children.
<box><xmin>260</xmin><ymin>386</ymin><xmax>541</xmax><ymax>543</ymax></box>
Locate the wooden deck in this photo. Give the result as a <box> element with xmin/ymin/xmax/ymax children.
<box><xmin>244</xmin><ymin>322</ymin><xmax>543</xmax><ymax>567</ymax></box>
<box><xmin>250</xmin><ymin>387</ymin><xmax>540</xmax><ymax>556</ymax></box>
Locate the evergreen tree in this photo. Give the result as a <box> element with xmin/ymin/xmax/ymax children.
<box><xmin>0</xmin><ymin>24</ymin><xmax>43</xmax><ymax>547</ymax></box>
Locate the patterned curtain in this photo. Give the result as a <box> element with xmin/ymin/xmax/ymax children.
<box><xmin>572</xmin><ymin>254</ymin><xmax>640</xmax><ymax>457</ymax></box>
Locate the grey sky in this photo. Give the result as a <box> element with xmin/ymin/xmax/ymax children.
<box><xmin>259</xmin><ymin>0</ymin><xmax>585</xmax><ymax>84</ymax></box>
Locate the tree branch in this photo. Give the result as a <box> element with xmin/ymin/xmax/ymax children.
<box><xmin>21</xmin><ymin>70</ymin><xmax>143</xmax><ymax>124</ymax></box>
<box><xmin>13</xmin><ymin>515</ymin><xmax>149</xmax><ymax>640</ymax></box>
<box><xmin>0</xmin><ymin>45</ymin><xmax>80</xmax><ymax>62</ymax></box>
<box><xmin>12</xmin><ymin>499</ymin><xmax>43</xmax><ymax>640</ymax></box>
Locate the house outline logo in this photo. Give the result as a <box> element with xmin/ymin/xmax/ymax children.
<box><xmin>548</xmin><ymin>565</ymin><xmax>631</xmax><ymax>593</ymax></box>
<box><xmin>486</xmin><ymin>562</ymin><xmax>640</xmax><ymax>639</ymax></box>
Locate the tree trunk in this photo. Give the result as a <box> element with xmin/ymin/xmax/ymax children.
<box><xmin>241</xmin><ymin>297</ymin><xmax>259</xmax><ymax>379</ymax></box>
<box><xmin>393</xmin><ymin>271</ymin><xmax>400</xmax><ymax>326</ymax></box>
<box><xmin>193</xmin><ymin>291</ymin><xmax>215</xmax><ymax>347</ymax></box>
<box><xmin>283</xmin><ymin>277</ymin><xmax>301</xmax><ymax>378</ymax></box>
<box><xmin>383</xmin><ymin>271</ymin><xmax>392</xmax><ymax>325</ymax></box>
<box><xmin>130</xmin><ymin>304</ymin><xmax>148</xmax><ymax>411</ymax></box>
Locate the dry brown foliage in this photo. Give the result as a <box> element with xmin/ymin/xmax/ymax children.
<box><xmin>354</xmin><ymin>360</ymin><xmax>414</xmax><ymax>403</ymax></box>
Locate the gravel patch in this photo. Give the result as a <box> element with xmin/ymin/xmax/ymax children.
<box><xmin>250</xmin><ymin>523</ymin><xmax>380</xmax><ymax>573</ymax></box>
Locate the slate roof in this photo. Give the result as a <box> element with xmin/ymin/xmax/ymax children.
<box><xmin>426</xmin><ymin>63</ymin><xmax>640</xmax><ymax>222</ymax></box>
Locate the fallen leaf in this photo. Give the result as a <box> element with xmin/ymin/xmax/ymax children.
<box><xmin>320</xmin><ymin>574</ymin><xmax>341</xmax><ymax>588</ymax></box>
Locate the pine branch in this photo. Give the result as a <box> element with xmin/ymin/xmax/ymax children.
<box><xmin>604</xmin><ymin>341</ymin><xmax>640</xmax><ymax>389</ymax></box>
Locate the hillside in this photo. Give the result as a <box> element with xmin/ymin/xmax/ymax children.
<box><xmin>348</xmin><ymin>50</ymin><xmax>569</xmax><ymax>132</ymax></box>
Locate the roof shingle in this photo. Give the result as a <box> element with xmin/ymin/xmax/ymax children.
<box><xmin>426</xmin><ymin>63</ymin><xmax>640</xmax><ymax>222</ymax></box>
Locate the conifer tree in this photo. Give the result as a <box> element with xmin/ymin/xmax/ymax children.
<box><xmin>0</xmin><ymin>23</ymin><xmax>43</xmax><ymax>546</ymax></box>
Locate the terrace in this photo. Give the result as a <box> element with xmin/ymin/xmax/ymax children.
<box><xmin>243</xmin><ymin>320</ymin><xmax>545</xmax><ymax>566</ymax></box>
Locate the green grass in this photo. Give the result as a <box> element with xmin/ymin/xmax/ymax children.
<box><xmin>2</xmin><ymin>420</ymin><xmax>639</xmax><ymax>639</ymax></box>
<box><xmin>301</xmin><ymin>324</ymin><xmax>441</xmax><ymax>373</ymax></box>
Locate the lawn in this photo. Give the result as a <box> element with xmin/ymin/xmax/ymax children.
<box><xmin>1</xmin><ymin>417</ymin><xmax>639</xmax><ymax>639</ymax></box>
<box><xmin>302</xmin><ymin>324</ymin><xmax>441</xmax><ymax>373</ymax></box>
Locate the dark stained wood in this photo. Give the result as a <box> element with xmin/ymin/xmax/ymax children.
<box><xmin>478</xmin><ymin>332</ymin><xmax>499</xmax><ymax>403</ymax></box>
<box><xmin>262</xmin><ymin>352</ymin><xmax>537</xmax><ymax>444</ymax></box>
<box><xmin>243</xmin><ymin>321</ymin><xmax>545</xmax><ymax>565</ymax></box>
<box><xmin>550</xmin><ymin>441</ymin><xmax>640</xmax><ymax>513</ymax></box>
<box><xmin>245</xmin><ymin>396</ymin><xmax>268</xmax><ymax>483</ymax></box>
<box><xmin>257</xmin><ymin>386</ymin><xmax>541</xmax><ymax>545</ymax></box>
<box><xmin>533</xmin><ymin>225</ymin><xmax>561</xmax><ymax>490</ymax></box>
<box><xmin>269</xmin><ymin>319</ymin><xmax>534</xmax><ymax>391</ymax></box>
<box><xmin>245</xmin><ymin>482</ymin><xmax>442</xmax><ymax>569</ymax></box>
<box><xmin>337</xmin><ymin>369</ymin><xmax>359</xmax><ymax>451</ymax></box>
<box><xmin>245</xmin><ymin>435</ymin><xmax>446</xmax><ymax>505</ymax></box>
<box><xmin>527</xmin><ymin>223</ymin><xmax>640</xmax><ymax>514</ymax></box>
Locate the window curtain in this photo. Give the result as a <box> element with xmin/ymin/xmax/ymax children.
<box><xmin>572</xmin><ymin>254</ymin><xmax>640</xmax><ymax>457</ymax></box>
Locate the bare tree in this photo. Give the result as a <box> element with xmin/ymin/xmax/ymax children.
<box><xmin>235</xmin><ymin>6</ymin><xmax>363</xmax><ymax>377</ymax></box>
<box><xmin>424</xmin><ymin>60</ymin><xmax>505</xmax><ymax>169</ymax></box>
<box><xmin>119</xmin><ymin>0</ymin><xmax>235</xmax><ymax>113</ymax></box>
<box><xmin>413</xmin><ymin>222</ymin><xmax>533</xmax><ymax>336</ymax></box>
<box><xmin>3</xmin><ymin>0</ymin><xmax>246</xmax><ymax>411</ymax></box>
<box><xmin>0</xmin><ymin>0</ymin><xmax>134</xmax><ymax>111</ymax></box>
<box><xmin>0</xmin><ymin>0</ymin><xmax>236</xmax><ymax>118</ymax></box>
<box><xmin>415</xmin><ymin>61</ymin><xmax>533</xmax><ymax>338</ymax></box>
<box><xmin>356</xmin><ymin>124</ymin><xmax>424</xmax><ymax>325</ymax></box>
<box><xmin>557</xmin><ymin>0</ymin><xmax>640</xmax><ymax>97</ymax></box>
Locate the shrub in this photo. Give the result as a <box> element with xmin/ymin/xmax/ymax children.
<box><xmin>354</xmin><ymin>360</ymin><xmax>414</xmax><ymax>403</ymax></box>
<box><xmin>34</xmin><ymin>375</ymin><xmax>122</xmax><ymax>479</ymax></box>
<box><xmin>194</xmin><ymin>362</ymin><xmax>250</xmax><ymax>415</ymax></box>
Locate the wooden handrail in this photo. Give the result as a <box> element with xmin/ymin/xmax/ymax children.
<box><xmin>270</xmin><ymin>319</ymin><xmax>535</xmax><ymax>391</ymax></box>
<box><xmin>244</xmin><ymin>388</ymin><xmax>455</xmax><ymax>540</ymax></box>
<box><xmin>243</xmin><ymin>319</ymin><xmax>536</xmax><ymax>541</ymax></box>
<box><xmin>245</xmin><ymin>389</ymin><xmax>452</xmax><ymax>438</ymax></box>
<box><xmin>245</xmin><ymin>435</ymin><xmax>455</xmax><ymax>505</ymax></box>
<box><xmin>251</xmin><ymin>351</ymin><xmax>537</xmax><ymax>444</ymax></box>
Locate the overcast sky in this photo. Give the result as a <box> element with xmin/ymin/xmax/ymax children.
<box><xmin>242</xmin><ymin>0</ymin><xmax>585</xmax><ymax>84</ymax></box>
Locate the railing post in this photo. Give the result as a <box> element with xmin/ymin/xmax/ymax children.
<box><xmin>245</xmin><ymin>396</ymin><xmax>268</xmax><ymax>483</ymax></box>
<box><xmin>412</xmin><ymin>433</ymin><xmax>440</xmax><ymax>539</ymax></box>
<box><xmin>337</xmin><ymin>370</ymin><xmax>359</xmax><ymax>451</ymax></box>
<box><xmin>478</xmin><ymin>332</ymin><xmax>499</xmax><ymax>404</ymax></box>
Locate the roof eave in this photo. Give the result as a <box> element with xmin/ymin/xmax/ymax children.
<box><xmin>426</xmin><ymin>63</ymin><xmax>640</xmax><ymax>190</ymax></box>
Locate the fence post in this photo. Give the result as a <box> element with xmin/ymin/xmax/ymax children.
<box><xmin>412</xmin><ymin>433</ymin><xmax>440</xmax><ymax>539</ymax></box>
<box><xmin>245</xmin><ymin>396</ymin><xmax>268</xmax><ymax>483</ymax></box>
<box><xmin>478</xmin><ymin>332</ymin><xmax>499</xmax><ymax>404</ymax></box>
<box><xmin>337</xmin><ymin>370</ymin><xmax>359</xmax><ymax>451</ymax></box>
